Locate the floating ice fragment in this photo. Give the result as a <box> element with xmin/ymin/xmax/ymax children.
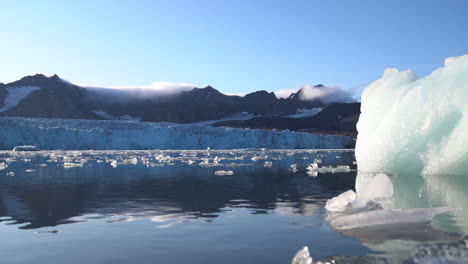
<box><xmin>13</xmin><ymin>145</ymin><xmax>39</xmax><ymax>151</ymax></box>
<box><xmin>264</xmin><ymin>161</ymin><xmax>273</xmax><ymax>167</ymax></box>
<box><xmin>325</xmin><ymin>190</ymin><xmax>357</xmax><ymax>212</ymax></box>
<box><xmin>6</xmin><ymin>171</ymin><xmax>14</xmax><ymax>176</ymax></box>
<box><xmin>353</xmin><ymin>173</ymin><xmax>393</xmax><ymax>208</ymax></box>
<box><xmin>110</xmin><ymin>160</ymin><xmax>118</xmax><ymax>168</ymax></box>
<box><xmin>63</xmin><ymin>163</ymin><xmax>84</xmax><ymax>169</ymax></box>
<box><xmin>155</xmin><ymin>155</ymin><xmax>172</xmax><ymax>163</ymax></box>
<box><xmin>329</xmin><ymin>207</ymin><xmax>452</xmax><ymax>230</ymax></box>
<box><xmin>307</xmin><ymin>163</ymin><xmax>350</xmax><ymax>174</ymax></box>
<box><xmin>214</xmin><ymin>170</ymin><xmax>234</xmax><ymax>176</ymax></box>
<box><xmin>122</xmin><ymin>158</ymin><xmax>138</xmax><ymax>165</ymax></box>
<box><xmin>0</xmin><ymin>163</ymin><xmax>7</xmax><ymax>170</ymax></box>
<box><xmin>291</xmin><ymin>246</ymin><xmax>313</xmax><ymax>264</ymax></box>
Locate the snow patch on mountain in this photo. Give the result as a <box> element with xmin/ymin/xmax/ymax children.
<box><xmin>287</xmin><ymin>108</ymin><xmax>323</xmax><ymax>118</ymax></box>
<box><xmin>0</xmin><ymin>86</ymin><xmax>40</xmax><ymax>112</ymax></box>
<box><xmin>191</xmin><ymin>112</ymin><xmax>258</xmax><ymax>125</ymax></box>
<box><xmin>92</xmin><ymin>110</ymin><xmax>141</xmax><ymax>121</ymax></box>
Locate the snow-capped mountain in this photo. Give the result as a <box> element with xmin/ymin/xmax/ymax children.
<box><xmin>0</xmin><ymin>74</ymin><xmax>327</xmax><ymax>123</ymax></box>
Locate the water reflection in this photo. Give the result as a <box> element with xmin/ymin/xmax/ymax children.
<box><xmin>0</xmin><ymin>150</ymin><xmax>356</xmax><ymax>230</ymax></box>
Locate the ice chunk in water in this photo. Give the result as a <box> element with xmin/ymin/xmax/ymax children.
<box><xmin>63</xmin><ymin>162</ymin><xmax>84</xmax><ymax>169</ymax></box>
<box><xmin>353</xmin><ymin>173</ymin><xmax>394</xmax><ymax>208</ymax></box>
<box><xmin>13</xmin><ymin>145</ymin><xmax>39</xmax><ymax>151</ymax></box>
<box><xmin>325</xmin><ymin>190</ymin><xmax>357</xmax><ymax>212</ymax></box>
<box><xmin>328</xmin><ymin>207</ymin><xmax>452</xmax><ymax>230</ymax></box>
<box><xmin>264</xmin><ymin>161</ymin><xmax>273</xmax><ymax>167</ymax></box>
<box><xmin>291</xmin><ymin>246</ymin><xmax>313</xmax><ymax>264</ymax></box>
<box><xmin>0</xmin><ymin>162</ymin><xmax>7</xmax><ymax>170</ymax></box>
<box><xmin>214</xmin><ymin>170</ymin><xmax>234</xmax><ymax>176</ymax></box>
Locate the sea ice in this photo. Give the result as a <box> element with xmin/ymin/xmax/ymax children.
<box><xmin>264</xmin><ymin>161</ymin><xmax>273</xmax><ymax>167</ymax></box>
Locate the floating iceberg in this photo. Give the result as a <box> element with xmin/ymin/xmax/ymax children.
<box><xmin>340</xmin><ymin>55</ymin><xmax>468</xmax><ymax>236</ymax></box>
<box><xmin>0</xmin><ymin>117</ymin><xmax>354</xmax><ymax>150</ymax></box>
<box><xmin>356</xmin><ymin>55</ymin><xmax>468</xmax><ymax>175</ymax></box>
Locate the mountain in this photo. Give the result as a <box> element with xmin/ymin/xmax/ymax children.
<box><xmin>0</xmin><ymin>74</ymin><xmax>102</xmax><ymax>119</ymax></box>
<box><xmin>140</xmin><ymin>86</ymin><xmax>324</xmax><ymax>123</ymax></box>
<box><xmin>212</xmin><ymin>102</ymin><xmax>361</xmax><ymax>137</ymax></box>
<box><xmin>0</xmin><ymin>74</ymin><xmax>327</xmax><ymax>123</ymax></box>
<box><xmin>0</xmin><ymin>74</ymin><xmax>360</xmax><ymax>135</ymax></box>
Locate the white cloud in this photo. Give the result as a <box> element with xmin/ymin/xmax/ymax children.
<box><xmin>275</xmin><ymin>85</ymin><xmax>355</xmax><ymax>104</ymax></box>
<box><xmin>71</xmin><ymin>81</ymin><xmax>197</xmax><ymax>96</ymax></box>
<box><xmin>274</xmin><ymin>88</ymin><xmax>299</xmax><ymax>99</ymax></box>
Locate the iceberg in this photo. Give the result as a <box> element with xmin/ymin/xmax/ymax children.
<box><xmin>325</xmin><ymin>55</ymin><xmax>468</xmax><ymax>256</ymax></box>
<box><xmin>356</xmin><ymin>55</ymin><xmax>468</xmax><ymax>175</ymax></box>
<box><xmin>0</xmin><ymin>117</ymin><xmax>354</xmax><ymax>150</ymax></box>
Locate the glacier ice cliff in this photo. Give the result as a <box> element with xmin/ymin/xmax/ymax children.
<box><xmin>0</xmin><ymin>118</ymin><xmax>354</xmax><ymax>150</ymax></box>
<box><xmin>356</xmin><ymin>55</ymin><xmax>468</xmax><ymax>175</ymax></box>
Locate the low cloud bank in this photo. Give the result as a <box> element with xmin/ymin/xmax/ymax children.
<box><xmin>275</xmin><ymin>84</ymin><xmax>355</xmax><ymax>104</ymax></box>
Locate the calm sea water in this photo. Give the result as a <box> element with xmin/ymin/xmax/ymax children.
<box><xmin>0</xmin><ymin>150</ymin><xmax>462</xmax><ymax>264</ymax></box>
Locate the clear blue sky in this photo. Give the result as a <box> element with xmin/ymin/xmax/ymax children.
<box><xmin>1</xmin><ymin>0</ymin><xmax>467</xmax><ymax>95</ymax></box>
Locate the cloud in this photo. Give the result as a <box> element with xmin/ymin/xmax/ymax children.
<box><xmin>71</xmin><ymin>81</ymin><xmax>197</xmax><ymax>96</ymax></box>
<box><xmin>275</xmin><ymin>85</ymin><xmax>355</xmax><ymax>104</ymax></box>
<box><xmin>274</xmin><ymin>88</ymin><xmax>299</xmax><ymax>99</ymax></box>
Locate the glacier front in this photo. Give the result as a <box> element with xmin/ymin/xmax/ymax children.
<box><xmin>356</xmin><ymin>55</ymin><xmax>468</xmax><ymax>175</ymax></box>
<box><xmin>0</xmin><ymin>117</ymin><xmax>354</xmax><ymax>150</ymax></box>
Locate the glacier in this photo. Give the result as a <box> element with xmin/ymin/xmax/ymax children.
<box><xmin>356</xmin><ymin>54</ymin><xmax>468</xmax><ymax>175</ymax></box>
<box><xmin>0</xmin><ymin>117</ymin><xmax>354</xmax><ymax>150</ymax></box>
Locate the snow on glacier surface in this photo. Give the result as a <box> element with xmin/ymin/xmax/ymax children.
<box><xmin>0</xmin><ymin>86</ymin><xmax>40</xmax><ymax>112</ymax></box>
<box><xmin>0</xmin><ymin>117</ymin><xmax>354</xmax><ymax>150</ymax></box>
<box><xmin>356</xmin><ymin>54</ymin><xmax>468</xmax><ymax>175</ymax></box>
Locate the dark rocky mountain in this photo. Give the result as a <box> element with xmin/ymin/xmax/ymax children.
<box><xmin>0</xmin><ymin>74</ymin><xmax>360</xmax><ymax>135</ymax></box>
<box><xmin>140</xmin><ymin>86</ymin><xmax>324</xmax><ymax>123</ymax></box>
<box><xmin>0</xmin><ymin>74</ymin><xmax>102</xmax><ymax>119</ymax></box>
<box><xmin>212</xmin><ymin>102</ymin><xmax>361</xmax><ymax>137</ymax></box>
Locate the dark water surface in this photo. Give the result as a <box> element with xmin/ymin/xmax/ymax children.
<box><xmin>0</xmin><ymin>149</ymin><xmax>438</xmax><ymax>263</ymax></box>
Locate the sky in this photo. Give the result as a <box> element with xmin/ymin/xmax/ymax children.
<box><xmin>1</xmin><ymin>0</ymin><xmax>467</xmax><ymax>97</ymax></box>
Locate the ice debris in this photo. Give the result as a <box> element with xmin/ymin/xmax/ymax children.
<box><xmin>214</xmin><ymin>170</ymin><xmax>234</xmax><ymax>176</ymax></box>
<box><xmin>291</xmin><ymin>246</ymin><xmax>313</xmax><ymax>264</ymax></box>
<box><xmin>328</xmin><ymin>207</ymin><xmax>452</xmax><ymax>230</ymax></box>
<box><xmin>325</xmin><ymin>190</ymin><xmax>357</xmax><ymax>212</ymax></box>
<box><xmin>13</xmin><ymin>145</ymin><xmax>39</xmax><ymax>151</ymax></box>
